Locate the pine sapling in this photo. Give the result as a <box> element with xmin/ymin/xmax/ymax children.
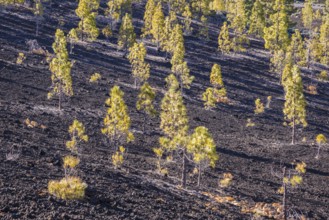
<box><xmin>315</xmin><ymin>134</ymin><xmax>327</xmax><ymax>159</ymax></box>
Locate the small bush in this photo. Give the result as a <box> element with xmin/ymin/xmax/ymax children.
<box><xmin>16</xmin><ymin>52</ymin><xmax>26</xmax><ymax>64</ymax></box>
<box><xmin>112</xmin><ymin>146</ymin><xmax>125</xmax><ymax>169</ymax></box>
<box><xmin>219</xmin><ymin>173</ymin><xmax>233</xmax><ymax>188</ymax></box>
<box><xmin>102</xmin><ymin>26</ymin><xmax>112</xmax><ymax>38</ymax></box>
<box><xmin>318</xmin><ymin>71</ymin><xmax>328</xmax><ymax>81</ymax></box>
<box><xmin>48</xmin><ymin>176</ymin><xmax>87</xmax><ymax>200</ymax></box>
<box><xmin>254</xmin><ymin>98</ymin><xmax>264</xmax><ymax>114</ymax></box>
<box><xmin>246</xmin><ymin>118</ymin><xmax>255</xmax><ymax>127</ymax></box>
<box><xmin>89</xmin><ymin>73</ymin><xmax>101</xmax><ymax>83</ymax></box>
<box><xmin>307</xmin><ymin>85</ymin><xmax>317</xmax><ymax>95</ymax></box>
<box><xmin>63</xmin><ymin>156</ymin><xmax>80</xmax><ymax>169</ymax></box>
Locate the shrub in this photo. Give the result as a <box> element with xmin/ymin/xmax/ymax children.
<box><xmin>112</xmin><ymin>146</ymin><xmax>125</xmax><ymax>169</ymax></box>
<box><xmin>16</xmin><ymin>52</ymin><xmax>26</xmax><ymax>64</ymax></box>
<box><xmin>63</xmin><ymin>155</ymin><xmax>80</xmax><ymax>169</ymax></box>
<box><xmin>48</xmin><ymin>176</ymin><xmax>87</xmax><ymax>200</ymax></box>
<box><xmin>318</xmin><ymin>71</ymin><xmax>328</xmax><ymax>81</ymax></box>
<box><xmin>89</xmin><ymin>73</ymin><xmax>101</xmax><ymax>83</ymax></box>
<box><xmin>246</xmin><ymin>118</ymin><xmax>255</xmax><ymax>127</ymax></box>
<box><xmin>219</xmin><ymin>173</ymin><xmax>233</xmax><ymax>188</ymax></box>
<box><xmin>102</xmin><ymin>25</ymin><xmax>112</xmax><ymax>38</ymax></box>
<box><xmin>254</xmin><ymin>98</ymin><xmax>264</xmax><ymax>114</ymax></box>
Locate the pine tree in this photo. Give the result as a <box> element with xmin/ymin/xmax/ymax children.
<box><xmin>263</xmin><ymin>0</ymin><xmax>289</xmax><ymax>52</ymax></box>
<box><xmin>48</xmin><ymin>29</ymin><xmax>73</xmax><ymax>110</ymax></box>
<box><xmin>66</xmin><ymin>120</ymin><xmax>89</xmax><ymax>154</ymax></box>
<box><xmin>160</xmin><ymin>16</ymin><xmax>172</xmax><ymax>57</ymax></box>
<box><xmin>283</xmin><ymin>65</ymin><xmax>307</xmax><ymax>144</ymax></box>
<box><xmin>118</xmin><ymin>13</ymin><xmax>136</xmax><ymax>56</ymax></box>
<box><xmin>127</xmin><ymin>42</ymin><xmax>150</xmax><ymax>88</ymax></box>
<box><xmin>75</xmin><ymin>0</ymin><xmax>99</xmax><ymax>41</ymax></box>
<box><xmin>319</xmin><ymin>15</ymin><xmax>329</xmax><ymax>65</ymax></box>
<box><xmin>169</xmin><ymin>24</ymin><xmax>194</xmax><ymax>92</ymax></box>
<box><xmin>218</xmin><ymin>22</ymin><xmax>231</xmax><ymax>54</ymax></box>
<box><xmin>248</xmin><ymin>0</ymin><xmax>265</xmax><ymax>37</ymax></box>
<box><xmin>136</xmin><ymin>82</ymin><xmax>156</xmax><ymax>132</ymax></box>
<box><xmin>151</xmin><ymin>3</ymin><xmax>165</xmax><ymax>51</ymax></box>
<box><xmin>287</xmin><ymin>30</ymin><xmax>306</xmax><ymax>67</ymax></box>
<box><xmin>187</xmin><ymin>126</ymin><xmax>218</xmax><ymax>187</ymax></box>
<box><xmin>34</xmin><ymin>0</ymin><xmax>43</xmax><ymax>36</ymax></box>
<box><xmin>142</xmin><ymin>0</ymin><xmax>156</xmax><ymax>38</ymax></box>
<box><xmin>101</xmin><ymin>86</ymin><xmax>134</xmax><ymax>151</ymax></box>
<box><xmin>302</xmin><ymin>0</ymin><xmax>313</xmax><ymax>30</ymax></box>
<box><xmin>159</xmin><ymin>74</ymin><xmax>189</xmax><ymax>187</ymax></box>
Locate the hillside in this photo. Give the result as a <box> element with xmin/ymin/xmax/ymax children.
<box><xmin>0</xmin><ymin>1</ymin><xmax>329</xmax><ymax>219</ymax></box>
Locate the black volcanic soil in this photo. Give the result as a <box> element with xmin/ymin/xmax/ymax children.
<box><xmin>0</xmin><ymin>1</ymin><xmax>329</xmax><ymax>219</ymax></box>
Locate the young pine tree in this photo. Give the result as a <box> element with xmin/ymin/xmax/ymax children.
<box><xmin>48</xmin><ymin>29</ymin><xmax>73</xmax><ymax>110</ymax></box>
<box><xmin>127</xmin><ymin>42</ymin><xmax>150</xmax><ymax>88</ymax></box>
<box><xmin>187</xmin><ymin>126</ymin><xmax>218</xmax><ymax>187</ymax></box>
<box><xmin>283</xmin><ymin>65</ymin><xmax>307</xmax><ymax>144</ymax></box>
<box><xmin>159</xmin><ymin>74</ymin><xmax>189</xmax><ymax>188</ymax></box>
<box><xmin>101</xmin><ymin>86</ymin><xmax>134</xmax><ymax>151</ymax></box>
<box><xmin>118</xmin><ymin>13</ymin><xmax>136</xmax><ymax>56</ymax></box>
<box><xmin>248</xmin><ymin>0</ymin><xmax>265</xmax><ymax>37</ymax></box>
<box><xmin>182</xmin><ymin>4</ymin><xmax>193</xmax><ymax>35</ymax></box>
<box><xmin>142</xmin><ymin>0</ymin><xmax>156</xmax><ymax>38</ymax></box>
<box><xmin>218</xmin><ymin>22</ymin><xmax>232</xmax><ymax>54</ymax></box>
<box><xmin>151</xmin><ymin>3</ymin><xmax>165</xmax><ymax>51</ymax></box>
<box><xmin>199</xmin><ymin>15</ymin><xmax>209</xmax><ymax>39</ymax></box>
<box><xmin>136</xmin><ymin>82</ymin><xmax>156</xmax><ymax>132</ymax></box>
<box><xmin>68</xmin><ymin>28</ymin><xmax>79</xmax><ymax>54</ymax></box>
<box><xmin>66</xmin><ymin>120</ymin><xmax>89</xmax><ymax>154</ymax></box>
<box><xmin>33</xmin><ymin>0</ymin><xmax>43</xmax><ymax>36</ymax></box>
<box><xmin>202</xmin><ymin>64</ymin><xmax>227</xmax><ymax>109</ymax></box>
<box><xmin>105</xmin><ymin>0</ymin><xmax>120</xmax><ymax>29</ymax></box>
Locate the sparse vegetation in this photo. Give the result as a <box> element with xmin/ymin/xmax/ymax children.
<box><xmin>2</xmin><ymin>0</ymin><xmax>329</xmax><ymax>218</ymax></box>
<box><xmin>89</xmin><ymin>72</ymin><xmax>101</xmax><ymax>83</ymax></box>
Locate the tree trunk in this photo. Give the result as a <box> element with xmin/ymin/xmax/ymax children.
<box><xmin>291</xmin><ymin>116</ymin><xmax>295</xmax><ymax>145</ymax></box>
<box><xmin>58</xmin><ymin>85</ymin><xmax>62</xmax><ymax>111</ymax></box>
<box><xmin>181</xmin><ymin>148</ymin><xmax>187</xmax><ymax>188</ymax></box>
<box><xmin>197</xmin><ymin>164</ymin><xmax>201</xmax><ymax>188</ymax></box>
<box><xmin>143</xmin><ymin>112</ymin><xmax>146</xmax><ymax>133</ymax></box>
<box><xmin>282</xmin><ymin>167</ymin><xmax>287</xmax><ymax>220</ymax></box>
<box><xmin>36</xmin><ymin>19</ymin><xmax>39</xmax><ymax>36</ymax></box>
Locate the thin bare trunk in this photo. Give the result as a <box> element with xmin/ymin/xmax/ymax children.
<box><xmin>282</xmin><ymin>167</ymin><xmax>287</xmax><ymax>220</ymax></box>
<box><xmin>197</xmin><ymin>164</ymin><xmax>201</xmax><ymax>188</ymax></box>
<box><xmin>181</xmin><ymin>148</ymin><xmax>187</xmax><ymax>188</ymax></box>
